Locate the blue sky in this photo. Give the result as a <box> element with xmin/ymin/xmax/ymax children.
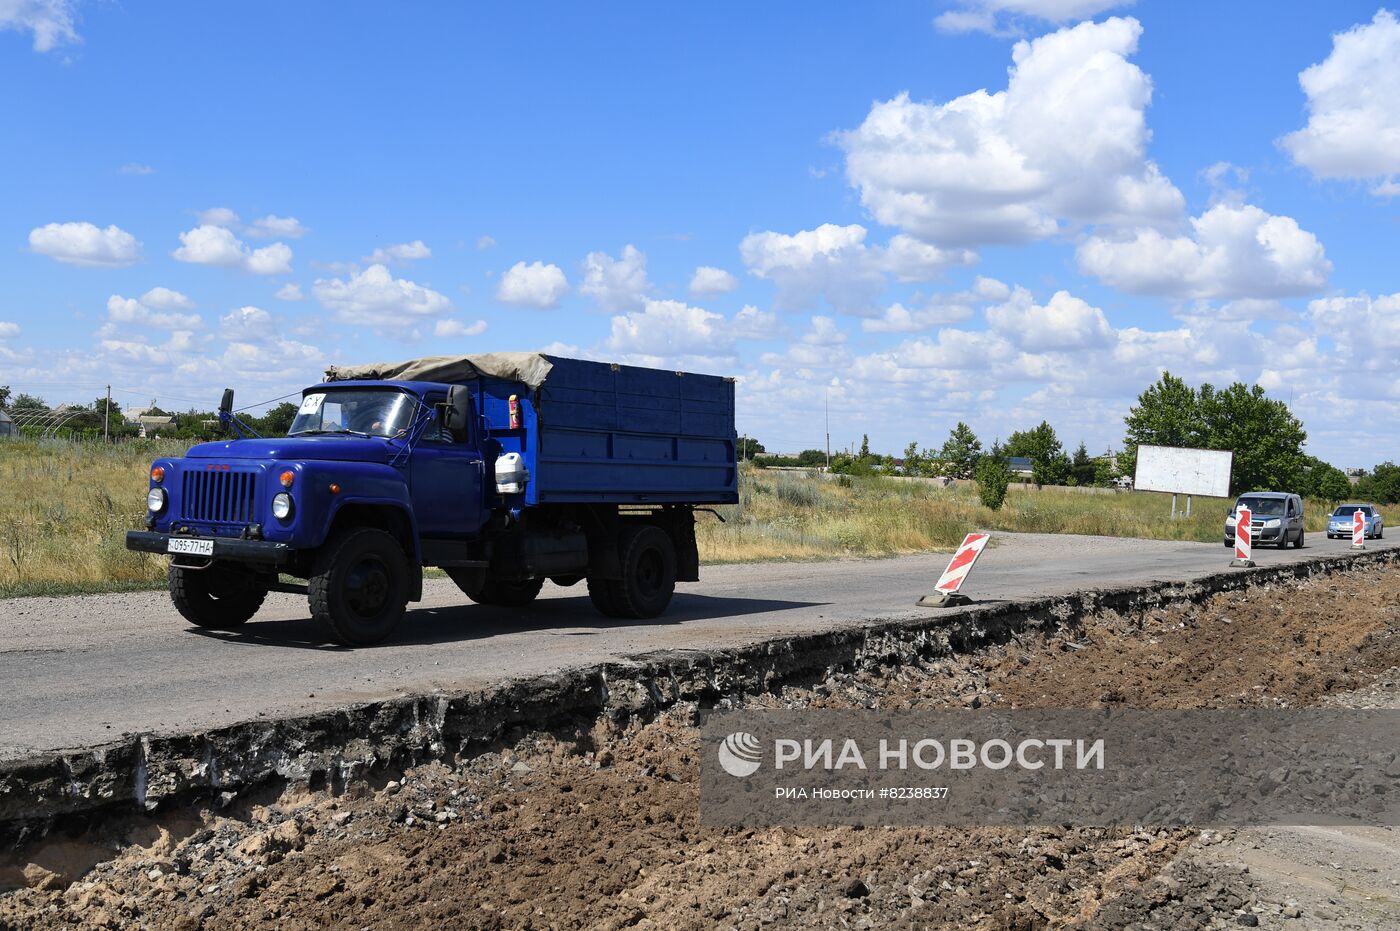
<box><xmin>2</xmin><ymin>1</ymin><xmax>1398</xmax><ymax>467</ymax></box>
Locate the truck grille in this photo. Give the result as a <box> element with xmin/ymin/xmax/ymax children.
<box><xmin>181</xmin><ymin>470</ymin><xmax>258</xmax><ymax>524</ymax></box>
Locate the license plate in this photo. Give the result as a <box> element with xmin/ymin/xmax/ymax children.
<box><xmin>168</xmin><ymin>537</ymin><xmax>214</xmax><ymax>556</ymax></box>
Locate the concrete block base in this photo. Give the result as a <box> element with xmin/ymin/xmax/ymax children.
<box><xmin>917</xmin><ymin>592</ymin><xmax>972</xmax><ymax>608</ymax></box>
<box><xmin>1229</xmin><ymin>558</ymin><xmax>1256</xmax><ymax>568</ymax></box>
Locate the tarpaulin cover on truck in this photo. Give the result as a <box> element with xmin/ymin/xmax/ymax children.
<box><xmin>324</xmin><ymin>352</ymin><xmax>555</xmax><ymax>389</ymax></box>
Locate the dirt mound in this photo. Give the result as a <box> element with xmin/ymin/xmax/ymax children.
<box><xmin>3</xmin><ymin>564</ymin><xmax>1397</xmax><ymax>930</ymax></box>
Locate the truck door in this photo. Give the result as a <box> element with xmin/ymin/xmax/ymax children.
<box><xmin>408</xmin><ymin>396</ymin><xmax>484</xmax><ymax>538</ymax></box>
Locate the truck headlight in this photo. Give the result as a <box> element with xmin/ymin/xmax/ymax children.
<box><xmin>146</xmin><ymin>487</ymin><xmax>167</xmax><ymax>513</ymax></box>
<box><xmin>271</xmin><ymin>493</ymin><xmax>294</xmax><ymax>520</ymax></box>
<box><xmin>1264</xmin><ymin>518</ymin><xmax>1281</xmax><ymax>528</ymax></box>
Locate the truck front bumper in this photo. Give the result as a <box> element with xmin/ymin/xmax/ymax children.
<box><xmin>125</xmin><ymin>531</ymin><xmax>293</xmax><ymax>566</ymax></box>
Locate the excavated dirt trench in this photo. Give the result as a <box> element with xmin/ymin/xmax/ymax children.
<box><xmin>3</xmin><ymin>563</ymin><xmax>1399</xmax><ymax>930</ymax></box>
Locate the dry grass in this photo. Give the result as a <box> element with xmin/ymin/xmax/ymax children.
<box><xmin>0</xmin><ymin>438</ymin><xmax>183</xmax><ymax>595</ymax></box>
<box><xmin>0</xmin><ymin>441</ymin><xmax>1386</xmax><ymax>596</ymax></box>
<box><xmin>696</xmin><ymin>466</ymin><xmax>1382</xmax><ymax>564</ymax></box>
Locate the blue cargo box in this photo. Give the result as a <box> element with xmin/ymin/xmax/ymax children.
<box><xmin>474</xmin><ymin>356</ymin><xmax>737</xmax><ymax>506</ymax></box>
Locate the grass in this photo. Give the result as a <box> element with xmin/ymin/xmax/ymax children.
<box><xmin>696</xmin><ymin>466</ymin><xmax>1391</xmax><ymax>564</ymax></box>
<box><xmin>1</xmin><ymin>438</ymin><xmax>1389</xmax><ymax>597</ymax></box>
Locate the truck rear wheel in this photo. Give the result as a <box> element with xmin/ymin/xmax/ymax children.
<box><xmin>610</xmin><ymin>525</ymin><xmax>677</xmax><ymax>619</ymax></box>
<box><xmin>169</xmin><ymin>563</ymin><xmax>267</xmax><ymax>629</ymax></box>
<box><xmin>309</xmin><ymin>528</ymin><xmax>409</xmax><ymax>646</ymax></box>
<box><xmin>470</xmin><ymin>577</ymin><xmax>544</xmax><ymax>607</ymax></box>
<box><xmin>587</xmin><ymin>577</ymin><xmax>622</xmax><ymax>617</ymax></box>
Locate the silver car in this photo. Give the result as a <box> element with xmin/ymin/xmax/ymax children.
<box><xmin>1223</xmin><ymin>492</ymin><xmax>1305</xmax><ymax>549</ymax></box>
<box><xmin>1326</xmin><ymin>503</ymin><xmax>1384</xmax><ymax>539</ymax></box>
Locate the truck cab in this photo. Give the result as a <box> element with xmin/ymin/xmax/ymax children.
<box><xmin>128</xmin><ymin>354</ymin><xmax>738</xmax><ymax>645</ymax></box>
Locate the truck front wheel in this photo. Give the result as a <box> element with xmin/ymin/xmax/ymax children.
<box><xmin>169</xmin><ymin>563</ymin><xmax>267</xmax><ymax>629</ymax></box>
<box><xmin>309</xmin><ymin>528</ymin><xmax>410</xmax><ymax>646</ymax></box>
<box><xmin>610</xmin><ymin>525</ymin><xmax>677</xmax><ymax>619</ymax></box>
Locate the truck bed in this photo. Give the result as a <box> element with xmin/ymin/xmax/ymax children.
<box><xmin>476</xmin><ymin>356</ymin><xmax>738</xmax><ymax>506</ymax></box>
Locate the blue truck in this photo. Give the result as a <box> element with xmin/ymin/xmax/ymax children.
<box><xmin>126</xmin><ymin>353</ymin><xmax>737</xmax><ymax>645</ymax></box>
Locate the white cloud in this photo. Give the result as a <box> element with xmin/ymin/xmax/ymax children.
<box><xmin>434</xmin><ymin>318</ymin><xmax>488</xmax><ymax>339</ymax></box>
<box><xmin>606</xmin><ymin>299</ymin><xmax>735</xmax><ymax>363</ymax></box>
<box><xmin>246</xmin><ymin>215</ymin><xmax>308</xmax><ymax>239</ymax></box>
<box><xmin>580</xmin><ymin>244</ymin><xmax>650</xmax><ymax>312</ymax></box>
<box><xmin>104</xmin><ymin>294</ymin><xmax>201</xmax><ymax>331</ymax></box>
<box><xmin>731</xmin><ymin>305</ymin><xmax>782</xmax><ymax>340</ymax></box>
<box><xmin>274</xmin><ymin>283</ymin><xmax>304</xmax><ymax>301</ymax></box>
<box><xmin>836</xmin><ymin>17</ymin><xmax>1181</xmax><ymax>246</ymax></box>
<box><xmin>364</xmin><ymin>240</ymin><xmax>431</xmax><ymax>265</ymax></box>
<box><xmin>1</xmin><ymin>0</ymin><xmax>79</xmax><ymax>52</ymax></box>
<box><xmin>313</xmin><ymin>264</ymin><xmax>453</xmax><ymax>325</ymax></box>
<box><xmin>497</xmin><ymin>260</ymin><xmax>569</xmax><ymax>309</ymax></box>
<box><xmin>861</xmin><ymin>301</ymin><xmax>974</xmax><ymax>333</ymax></box>
<box><xmin>935</xmin><ymin>1</ymin><xmax>1134</xmax><ymax>35</ymax></box>
<box><xmin>139</xmin><ymin>287</ymin><xmax>195</xmax><ymax>310</ymax></box>
<box><xmin>1077</xmin><ymin>203</ymin><xmax>1332</xmax><ymax>299</ymax></box>
<box><xmin>1280</xmin><ymin>10</ymin><xmax>1400</xmax><ymax>195</ymax></box>
<box><xmin>740</xmin><ymin>223</ymin><xmax>973</xmax><ymax>314</ymax></box>
<box><xmin>173</xmin><ymin>224</ymin><xmax>293</xmax><ymax>275</ymax></box>
<box><xmin>196</xmin><ymin>207</ymin><xmax>240</xmax><ymax>227</ymax></box>
<box><xmin>120</xmin><ymin>163</ymin><xmax>155</xmax><ymax>175</ymax></box>
<box><xmin>985</xmin><ymin>287</ymin><xmax>1114</xmax><ymax>351</ymax></box>
<box><xmin>218</xmin><ymin>306</ymin><xmax>274</xmax><ymax>341</ymax></box>
<box><xmin>689</xmin><ymin>265</ymin><xmax>739</xmax><ymax>296</ymax></box>
<box><xmin>29</xmin><ymin>222</ymin><xmax>141</xmax><ymax>267</ymax></box>
<box><xmin>476</xmin><ymin>235</ymin><xmax>497</xmax><ymax>250</ymax></box>
<box><xmin>245</xmin><ymin>242</ymin><xmax>293</xmax><ymax>275</ymax></box>
<box><xmin>0</xmin><ymin>321</ymin><xmax>19</xmax><ymax>340</ymax></box>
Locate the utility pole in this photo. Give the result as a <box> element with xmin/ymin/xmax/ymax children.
<box><xmin>104</xmin><ymin>385</ymin><xmax>111</xmax><ymax>442</ymax></box>
<box><xmin>824</xmin><ymin>387</ymin><xmax>831</xmax><ymax>470</ymax></box>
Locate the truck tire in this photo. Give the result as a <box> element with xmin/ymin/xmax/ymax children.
<box><xmin>309</xmin><ymin>528</ymin><xmax>410</xmax><ymax>646</ymax></box>
<box><xmin>609</xmin><ymin>525</ymin><xmax>677</xmax><ymax>619</ymax></box>
<box><xmin>470</xmin><ymin>577</ymin><xmax>544</xmax><ymax>607</ymax></box>
<box><xmin>169</xmin><ymin>563</ymin><xmax>267</xmax><ymax>629</ymax></box>
<box><xmin>587</xmin><ymin>577</ymin><xmax>623</xmax><ymax>617</ymax></box>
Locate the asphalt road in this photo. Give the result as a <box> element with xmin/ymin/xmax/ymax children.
<box><xmin>1</xmin><ymin>531</ymin><xmax>1392</xmax><ymax>760</ymax></box>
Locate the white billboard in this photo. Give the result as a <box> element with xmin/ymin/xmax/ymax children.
<box><xmin>1133</xmin><ymin>444</ymin><xmax>1233</xmax><ymax>498</ymax></box>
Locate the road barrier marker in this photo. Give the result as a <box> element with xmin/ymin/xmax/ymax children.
<box><xmin>1230</xmin><ymin>505</ymin><xmax>1255</xmax><ymax>568</ymax></box>
<box><xmin>1353</xmin><ymin>508</ymin><xmax>1366</xmax><ymax>549</ymax></box>
<box><xmin>917</xmin><ymin>532</ymin><xmax>990</xmax><ymax>607</ymax></box>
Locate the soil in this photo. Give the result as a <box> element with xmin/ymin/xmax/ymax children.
<box><xmin>2</xmin><ymin>565</ymin><xmax>1398</xmax><ymax>930</ymax></box>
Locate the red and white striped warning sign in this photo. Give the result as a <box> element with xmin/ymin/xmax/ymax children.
<box><xmin>1234</xmin><ymin>505</ymin><xmax>1253</xmax><ymax>563</ymax></box>
<box><xmin>1353</xmin><ymin>507</ymin><xmax>1366</xmax><ymax>548</ymax></box>
<box><xmin>935</xmin><ymin>533</ymin><xmax>991</xmax><ymax>594</ymax></box>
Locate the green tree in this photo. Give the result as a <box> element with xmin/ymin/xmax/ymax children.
<box><xmin>1355</xmin><ymin>462</ymin><xmax>1400</xmax><ymax>505</ymax></box>
<box><xmin>10</xmin><ymin>393</ymin><xmax>47</xmax><ymax>413</ymax></box>
<box><xmin>1069</xmin><ymin>442</ymin><xmax>1095</xmax><ymax>486</ymax></box>
<box><xmin>1119</xmin><ymin>373</ymin><xmax>1308</xmax><ymax>496</ymax></box>
<box><xmin>975</xmin><ymin>454</ymin><xmax>1012</xmax><ymax>511</ymax></box>
<box><xmin>1197</xmin><ymin>383</ymin><xmax>1306</xmax><ymax>494</ymax></box>
<box><xmin>1316</xmin><ymin>469</ymin><xmax>1353</xmax><ymax>501</ymax></box>
<box><xmin>902</xmin><ymin>440</ymin><xmax>925</xmax><ymax>476</ymax></box>
<box><xmin>1118</xmin><ymin>372</ymin><xmax>1204</xmax><ymax>477</ymax></box>
<box><xmin>1006</xmin><ymin>421</ymin><xmax>1070</xmax><ymax>487</ymax></box>
<box><xmin>254</xmin><ymin>401</ymin><xmax>300</xmax><ymax>436</ymax></box>
<box><xmin>858</xmin><ymin>434</ymin><xmax>871</xmax><ymax>462</ymax></box>
<box><xmin>0</xmin><ymin>385</ymin><xmax>10</xmax><ymax>411</ymax></box>
<box><xmin>937</xmin><ymin>422</ymin><xmax>983</xmax><ymax>479</ymax></box>
<box><xmin>796</xmin><ymin>449</ymin><xmax>826</xmax><ymax>467</ymax></box>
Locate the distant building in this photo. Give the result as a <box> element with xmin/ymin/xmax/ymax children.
<box><xmin>126</xmin><ymin>397</ymin><xmax>175</xmax><ymax>438</ymax></box>
<box><xmin>0</xmin><ymin>409</ymin><xmax>12</xmax><ymax>437</ymax></box>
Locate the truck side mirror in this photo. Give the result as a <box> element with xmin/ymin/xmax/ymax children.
<box><xmin>444</xmin><ymin>385</ymin><xmax>470</xmax><ymax>439</ymax></box>
<box><xmin>219</xmin><ymin>388</ymin><xmax>235</xmax><ymax>416</ymax></box>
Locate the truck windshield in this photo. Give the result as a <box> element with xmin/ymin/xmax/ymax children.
<box><xmin>288</xmin><ymin>390</ymin><xmax>416</xmax><ymax>438</ymax></box>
